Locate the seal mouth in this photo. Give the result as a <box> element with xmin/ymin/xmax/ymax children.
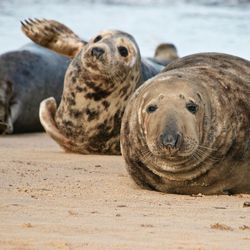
<box><xmin>149</xmin><ymin>135</ymin><xmax>200</xmax><ymax>160</ymax></box>
<box><xmin>156</xmin><ymin>132</ymin><xmax>183</xmax><ymax>157</ymax></box>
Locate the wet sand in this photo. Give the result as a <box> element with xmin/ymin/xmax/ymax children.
<box><xmin>0</xmin><ymin>133</ymin><xmax>249</xmax><ymax>249</ymax></box>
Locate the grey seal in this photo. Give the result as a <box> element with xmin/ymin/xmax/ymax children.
<box><xmin>121</xmin><ymin>52</ymin><xmax>250</xmax><ymax>194</ymax></box>
<box><xmin>0</xmin><ymin>43</ymin><xmax>69</xmax><ymax>134</ymax></box>
<box><xmin>22</xmin><ymin>19</ymin><xmax>166</xmax><ymax>154</ymax></box>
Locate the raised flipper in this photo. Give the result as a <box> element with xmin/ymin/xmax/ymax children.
<box><xmin>21</xmin><ymin>18</ymin><xmax>87</xmax><ymax>58</ymax></box>
<box><xmin>39</xmin><ymin>97</ymin><xmax>74</xmax><ymax>151</ymax></box>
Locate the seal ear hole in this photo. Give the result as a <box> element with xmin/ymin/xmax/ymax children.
<box><xmin>93</xmin><ymin>35</ymin><xmax>102</xmax><ymax>43</ymax></box>
<box><xmin>118</xmin><ymin>46</ymin><xmax>129</xmax><ymax>57</ymax></box>
<box><xmin>186</xmin><ymin>101</ymin><xmax>198</xmax><ymax>114</ymax></box>
<box><xmin>146</xmin><ymin>104</ymin><xmax>158</xmax><ymax>113</ymax></box>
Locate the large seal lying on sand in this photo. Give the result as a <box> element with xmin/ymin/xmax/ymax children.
<box><xmin>0</xmin><ymin>43</ymin><xmax>69</xmax><ymax>134</ymax></box>
<box><xmin>121</xmin><ymin>53</ymin><xmax>250</xmax><ymax>195</ymax></box>
<box><xmin>22</xmin><ymin>19</ymin><xmax>166</xmax><ymax>154</ymax></box>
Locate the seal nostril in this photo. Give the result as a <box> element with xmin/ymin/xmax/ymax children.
<box><xmin>174</xmin><ymin>133</ymin><xmax>182</xmax><ymax>148</ymax></box>
<box><xmin>161</xmin><ymin>133</ymin><xmax>174</xmax><ymax>148</ymax></box>
<box><xmin>160</xmin><ymin>132</ymin><xmax>182</xmax><ymax>149</ymax></box>
<box><xmin>91</xmin><ymin>47</ymin><xmax>105</xmax><ymax>59</ymax></box>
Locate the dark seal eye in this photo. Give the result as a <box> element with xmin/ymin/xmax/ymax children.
<box><xmin>146</xmin><ymin>105</ymin><xmax>158</xmax><ymax>113</ymax></box>
<box><xmin>118</xmin><ymin>46</ymin><xmax>128</xmax><ymax>57</ymax></box>
<box><xmin>94</xmin><ymin>35</ymin><xmax>102</xmax><ymax>43</ymax></box>
<box><xmin>186</xmin><ymin>101</ymin><xmax>198</xmax><ymax>114</ymax></box>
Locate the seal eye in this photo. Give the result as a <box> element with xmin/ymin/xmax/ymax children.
<box><xmin>186</xmin><ymin>101</ymin><xmax>198</xmax><ymax>114</ymax></box>
<box><xmin>94</xmin><ymin>35</ymin><xmax>102</xmax><ymax>43</ymax></box>
<box><xmin>118</xmin><ymin>46</ymin><xmax>128</xmax><ymax>57</ymax></box>
<box><xmin>146</xmin><ymin>105</ymin><xmax>158</xmax><ymax>113</ymax></box>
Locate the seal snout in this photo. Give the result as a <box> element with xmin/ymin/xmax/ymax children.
<box><xmin>159</xmin><ymin>127</ymin><xmax>183</xmax><ymax>155</ymax></box>
<box><xmin>91</xmin><ymin>47</ymin><xmax>105</xmax><ymax>59</ymax></box>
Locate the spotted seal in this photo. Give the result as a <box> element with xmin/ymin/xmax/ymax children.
<box><xmin>0</xmin><ymin>43</ymin><xmax>69</xmax><ymax>134</ymax></box>
<box><xmin>21</xmin><ymin>19</ymin><xmax>165</xmax><ymax>154</ymax></box>
<box><xmin>121</xmin><ymin>53</ymin><xmax>250</xmax><ymax>194</ymax></box>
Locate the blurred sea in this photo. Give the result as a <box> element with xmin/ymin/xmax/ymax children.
<box><xmin>0</xmin><ymin>0</ymin><xmax>249</xmax><ymax>59</ymax></box>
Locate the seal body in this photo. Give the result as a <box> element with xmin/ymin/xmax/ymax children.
<box><xmin>121</xmin><ymin>53</ymin><xmax>250</xmax><ymax>195</ymax></box>
<box><xmin>52</xmin><ymin>31</ymin><xmax>162</xmax><ymax>155</ymax></box>
<box><xmin>0</xmin><ymin>43</ymin><xmax>69</xmax><ymax>134</ymax></box>
<box><xmin>22</xmin><ymin>19</ymin><xmax>174</xmax><ymax>155</ymax></box>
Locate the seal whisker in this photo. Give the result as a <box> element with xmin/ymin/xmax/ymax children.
<box><xmin>191</xmin><ymin>153</ymin><xmax>200</xmax><ymax>163</ymax></box>
<box><xmin>195</xmin><ymin>147</ymin><xmax>222</xmax><ymax>163</ymax></box>
<box><xmin>192</xmin><ymin>151</ymin><xmax>203</xmax><ymax>162</ymax></box>
<box><xmin>197</xmin><ymin>144</ymin><xmax>217</xmax><ymax>151</ymax></box>
<box><xmin>196</xmin><ymin>147</ymin><xmax>221</xmax><ymax>160</ymax></box>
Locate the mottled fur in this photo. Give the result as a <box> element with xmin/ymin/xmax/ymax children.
<box><xmin>21</xmin><ymin>19</ymin><xmax>86</xmax><ymax>57</ymax></box>
<box><xmin>121</xmin><ymin>53</ymin><xmax>250</xmax><ymax>194</ymax></box>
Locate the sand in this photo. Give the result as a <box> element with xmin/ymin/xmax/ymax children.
<box><xmin>0</xmin><ymin>133</ymin><xmax>249</xmax><ymax>250</ymax></box>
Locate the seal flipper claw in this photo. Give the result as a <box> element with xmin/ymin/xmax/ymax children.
<box><xmin>21</xmin><ymin>18</ymin><xmax>86</xmax><ymax>58</ymax></box>
<box><xmin>39</xmin><ymin>97</ymin><xmax>73</xmax><ymax>151</ymax></box>
<box><xmin>20</xmin><ymin>21</ymin><xmax>27</xmax><ymax>29</ymax></box>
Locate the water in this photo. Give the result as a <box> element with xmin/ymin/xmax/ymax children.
<box><xmin>0</xmin><ymin>0</ymin><xmax>249</xmax><ymax>59</ymax></box>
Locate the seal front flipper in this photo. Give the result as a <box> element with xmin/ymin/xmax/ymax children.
<box><xmin>21</xmin><ymin>18</ymin><xmax>86</xmax><ymax>58</ymax></box>
<box><xmin>39</xmin><ymin>97</ymin><xmax>73</xmax><ymax>151</ymax></box>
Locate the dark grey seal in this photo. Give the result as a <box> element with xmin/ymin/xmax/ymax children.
<box><xmin>0</xmin><ymin>43</ymin><xmax>70</xmax><ymax>134</ymax></box>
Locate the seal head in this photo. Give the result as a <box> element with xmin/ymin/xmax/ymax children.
<box><xmin>141</xmin><ymin>79</ymin><xmax>206</xmax><ymax>160</ymax></box>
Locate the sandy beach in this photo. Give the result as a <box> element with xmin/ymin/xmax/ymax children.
<box><xmin>0</xmin><ymin>133</ymin><xmax>249</xmax><ymax>249</ymax></box>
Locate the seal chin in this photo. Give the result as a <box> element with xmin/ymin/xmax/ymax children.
<box><xmin>153</xmin><ymin>148</ymin><xmax>181</xmax><ymax>160</ymax></box>
<box><xmin>149</xmin><ymin>140</ymin><xmax>198</xmax><ymax>161</ymax></box>
<box><xmin>147</xmin><ymin>144</ymin><xmax>178</xmax><ymax>159</ymax></box>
